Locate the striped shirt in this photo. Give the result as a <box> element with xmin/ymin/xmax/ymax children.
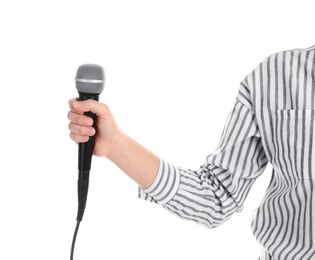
<box><xmin>139</xmin><ymin>44</ymin><xmax>315</xmax><ymax>260</ymax></box>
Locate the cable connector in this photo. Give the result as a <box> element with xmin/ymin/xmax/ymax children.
<box><xmin>76</xmin><ymin>178</ymin><xmax>89</xmax><ymax>222</ymax></box>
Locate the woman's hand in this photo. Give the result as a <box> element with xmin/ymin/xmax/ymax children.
<box><xmin>67</xmin><ymin>97</ymin><xmax>159</xmax><ymax>189</ymax></box>
<box><xmin>67</xmin><ymin>98</ymin><xmax>122</xmax><ymax>158</ymax></box>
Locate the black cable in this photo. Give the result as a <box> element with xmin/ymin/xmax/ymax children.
<box><xmin>71</xmin><ymin>177</ymin><xmax>89</xmax><ymax>259</ymax></box>
<box><xmin>70</xmin><ymin>220</ymin><xmax>81</xmax><ymax>260</ymax></box>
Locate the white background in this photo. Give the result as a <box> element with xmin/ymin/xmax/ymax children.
<box><xmin>1</xmin><ymin>0</ymin><xmax>314</xmax><ymax>259</ymax></box>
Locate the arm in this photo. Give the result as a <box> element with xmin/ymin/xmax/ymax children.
<box><xmin>107</xmin><ymin>132</ymin><xmax>160</xmax><ymax>190</ymax></box>
<box><xmin>68</xmin><ymin>78</ymin><xmax>269</xmax><ymax>229</ymax></box>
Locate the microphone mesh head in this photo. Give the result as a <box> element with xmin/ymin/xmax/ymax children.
<box><xmin>75</xmin><ymin>64</ymin><xmax>105</xmax><ymax>94</ymax></box>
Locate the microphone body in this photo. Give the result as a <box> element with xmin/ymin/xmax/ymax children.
<box><xmin>78</xmin><ymin>92</ymin><xmax>99</xmax><ymax>174</ymax></box>
<box><xmin>76</xmin><ymin>92</ymin><xmax>99</xmax><ymax>221</ymax></box>
<box><xmin>74</xmin><ymin>64</ymin><xmax>105</xmax><ymax>222</ymax></box>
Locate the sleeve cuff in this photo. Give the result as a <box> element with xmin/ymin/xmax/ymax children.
<box><xmin>139</xmin><ymin>157</ymin><xmax>181</xmax><ymax>205</ymax></box>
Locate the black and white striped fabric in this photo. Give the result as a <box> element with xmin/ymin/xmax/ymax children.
<box><xmin>139</xmin><ymin>44</ymin><xmax>315</xmax><ymax>260</ymax></box>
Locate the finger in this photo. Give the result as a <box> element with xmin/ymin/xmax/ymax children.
<box><xmin>68</xmin><ymin>98</ymin><xmax>81</xmax><ymax>112</ymax></box>
<box><xmin>69</xmin><ymin>132</ymin><xmax>90</xmax><ymax>143</ymax></box>
<box><xmin>67</xmin><ymin>110</ymin><xmax>93</xmax><ymax>126</ymax></box>
<box><xmin>68</xmin><ymin>122</ymin><xmax>96</xmax><ymax>136</ymax></box>
<box><xmin>72</xmin><ymin>99</ymin><xmax>109</xmax><ymax>118</ymax></box>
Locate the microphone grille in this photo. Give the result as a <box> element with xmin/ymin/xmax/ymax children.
<box><xmin>75</xmin><ymin>64</ymin><xmax>105</xmax><ymax>94</ymax></box>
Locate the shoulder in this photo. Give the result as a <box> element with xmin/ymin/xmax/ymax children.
<box><xmin>267</xmin><ymin>44</ymin><xmax>315</xmax><ymax>59</ymax></box>
<box><xmin>261</xmin><ymin>44</ymin><xmax>315</xmax><ymax>67</ymax></box>
<box><xmin>237</xmin><ymin>44</ymin><xmax>315</xmax><ymax>109</ymax></box>
<box><xmin>243</xmin><ymin>43</ymin><xmax>315</xmax><ymax>81</ymax></box>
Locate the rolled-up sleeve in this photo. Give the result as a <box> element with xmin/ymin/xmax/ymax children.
<box><xmin>138</xmin><ymin>158</ymin><xmax>181</xmax><ymax>204</ymax></box>
<box><xmin>139</xmin><ymin>81</ymin><xmax>269</xmax><ymax>229</ymax></box>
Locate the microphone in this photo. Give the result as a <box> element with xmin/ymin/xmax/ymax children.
<box><xmin>74</xmin><ymin>64</ymin><xmax>105</xmax><ymax>222</ymax></box>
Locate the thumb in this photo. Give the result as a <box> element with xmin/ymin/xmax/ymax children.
<box><xmin>73</xmin><ymin>99</ymin><xmax>108</xmax><ymax>118</ymax></box>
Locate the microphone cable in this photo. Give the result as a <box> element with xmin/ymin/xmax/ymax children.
<box><xmin>70</xmin><ymin>175</ymin><xmax>89</xmax><ymax>260</ymax></box>
<box><xmin>70</xmin><ymin>221</ymin><xmax>81</xmax><ymax>260</ymax></box>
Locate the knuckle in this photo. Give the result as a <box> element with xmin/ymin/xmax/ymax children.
<box><xmin>69</xmin><ymin>132</ymin><xmax>76</xmax><ymax>142</ymax></box>
<box><xmin>102</xmin><ymin>103</ymin><xmax>109</xmax><ymax>110</ymax></box>
<box><xmin>67</xmin><ymin>111</ymin><xmax>72</xmax><ymax>120</ymax></box>
<box><xmin>68</xmin><ymin>98</ymin><xmax>77</xmax><ymax>109</ymax></box>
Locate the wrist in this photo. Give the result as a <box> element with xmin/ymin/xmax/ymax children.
<box><xmin>104</xmin><ymin>130</ymin><xmax>129</xmax><ymax>161</ymax></box>
<box><xmin>104</xmin><ymin>131</ymin><xmax>159</xmax><ymax>189</ymax></box>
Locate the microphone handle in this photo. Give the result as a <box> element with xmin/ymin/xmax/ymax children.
<box><xmin>76</xmin><ymin>92</ymin><xmax>99</xmax><ymax>222</ymax></box>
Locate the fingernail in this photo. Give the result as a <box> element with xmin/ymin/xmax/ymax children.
<box><xmin>88</xmin><ymin>128</ymin><xmax>96</xmax><ymax>135</ymax></box>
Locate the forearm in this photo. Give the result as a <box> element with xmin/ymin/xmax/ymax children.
<box><xmin>106</xmin><ymin>132</ymin><xmax>159</xmax><ymax>190</ymax></box>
